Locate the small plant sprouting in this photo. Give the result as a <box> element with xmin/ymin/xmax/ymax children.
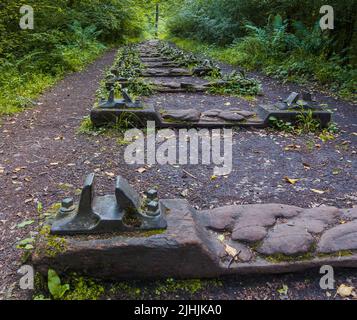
<box><xmin>47</xmin><ymin>269</ymin><xmax>70</xmax><ymax>300</ymax></box>
<box><xmin>296</xmin><ymin>109</ymin><xmax>321</xmax><ymax>133</ymax></box>
<box><xmin>268</xmin><ymin>116</ymin><xmax>295</xmax><ymax>133</ymax></box>
<box><xmin>208</xmin><ymin>70</ymin><xmax>262</xmax><ymax>97</ymax></box>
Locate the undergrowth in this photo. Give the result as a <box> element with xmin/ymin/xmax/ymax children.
<box><xmin>169</xmin><ymin>36</ymin><xmax>356</xmax><ymax>102</ymax></box>
<box><xmin>33</xmin><ymin>269</ymin><xmax>223</xmax><ymax>300</ymax></box>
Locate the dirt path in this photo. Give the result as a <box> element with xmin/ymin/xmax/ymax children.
<box><xmin>0</xmin><ymin>43</ymin><xmax>356</xmax><ymax>300</ymax></box>
<box><xmin>0</xmin><ymin>50</ymin><xmax>119</xmax><ymax>299</ymax></box>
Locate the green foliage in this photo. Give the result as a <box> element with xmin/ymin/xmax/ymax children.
<box><xmin>167</xmin><ymin>1</ymin><xmax>357</xmax><ymax>100</ymax></box>
<box><xmin>154</xmin><ymin>278</ymin><xmax>204</xmax><ymax>296</ymax></box>
<box><xmin>64</xmin><ymin>276</ymin><xmax>105</xmax><ymax>301</ymax></box>
<box><xmin>77</xmin><ymin>117</ymin><xmax>104</xmax><ymax>136</ymax></box>
<box><xmin>0</xmin><ymin>1</ymin><xmax>150</xmax><ymax>115</ymax></box>
<box><xmin>16</xmin><ymin>237</ymin><xmax>35</xmax><ymax>251</ymax></box>
<box><xmin>269</xmin><ymin>112</ymin><xmax>338</xmax><ymax>135</ymax></box>
<box><xmin>268</xmin><ymin>117</ymin><xmax>295</xmax><ymax>133</ymax></box>
<box><xmin>208</xmin><ymin>70</ymin><xmax>261</xmax><ymax>97</ymax></box>
<box><xmin>37</xmin><ymin>270</ymin><xmax>104</xmax><ymax>300</ymax></box>
<box><xmin>296</xmin><ymin>110</ymin><xmax>321</xmax><ymax>133</ymax></box>
<box><xmin>48</xmin><ymin>269</ymin><xmax>70</xmax><ymax>300</ymax></box>
<box><xmin>126</xmin><ymin>78</ymin><xmax>154</xmax><ymax>97</ymax></box>
<box><xmin>38</xmin><ymin>225</ymin><xmax>68</xmax><ymax>258</ymax></box>
<box><xmin>105</xmin><ymin>46</ymin><xmax>153</xmax><ymax>97</ymax></box>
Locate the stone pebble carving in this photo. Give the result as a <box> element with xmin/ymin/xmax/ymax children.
<box><xmin>33</xmin><ymin>198</ymin><xmax>357</xmax><ymax>279</ymax></box>
<box><xmin>162</xmin><ymin>108</ymin><xmax>257</xmax><ymax>123</ymax></box>
<box><xmin>202</xmin><ymin>204</ymin><xmax>356</xmax><ymax>256</ymax></box>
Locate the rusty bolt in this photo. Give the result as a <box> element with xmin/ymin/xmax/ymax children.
<box><xmin>147</xmin><ymin>200</ymin><xmax>159</xmax><ymax>217</ymax></box>
<box><xmin>146</xmin><ymin>189</ymin><xmax>158</xmax><ymax>200</ymax></box>
<box><xmin>60</xmin><ymin>198</ymin><xmax>75</xmax><ymax>214</ymax></box>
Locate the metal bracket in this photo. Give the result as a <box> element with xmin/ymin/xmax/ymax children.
<box><xmin>98</xmin><ymin>87</ymin><xmax>142</xmax><ymax>109</ymax></box>
<box><xmin>51</xmin><ymin>174</ymin><xmax>167</xmax><ymax>235</ymax></box>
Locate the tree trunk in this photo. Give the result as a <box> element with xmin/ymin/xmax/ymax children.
<box><xmin>155</xmin><ymin>4</ymin><xmax>159</xmax><ymax>37</ymax></box>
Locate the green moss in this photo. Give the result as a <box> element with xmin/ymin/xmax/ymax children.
<box><xmin>109</xmin><ymin>282</ymin><xmax>142</xmax><ymax>299</ymax></box>
<box><xmin>34</xmin><ymin>272</ymin><xmax>47</xmax><ymax>293</ymax></box>
<box><xmin>265</xmin><ymin>252</ymin><xmax>315</xmax><ymax>263</ymax></box>
<box><xmin>64</xmin><ymin>275</ymin><xmax>105</xmax><ymax>301</ymax></box>
<box><xmin>109</xmin><ymin>278</ymin><xmax>223</xmax><ymax>299</ymax></box>
<box><xmin>139</xmin><ymin>229</ymin><xmax>166</xmax><ymax>237</ymax></box>
<box><xmin>153</xmin><ymin>278</ymin><xmax>222</xmax><ymax>297</ymax></box>
<box><xmin>262</xmin><ymin>249</ymin><xmax>355</xmax><ymax>264</ymax></box>
<box><xmin>317</xmin><ymin>250</ymin><xmax>354</xmax><ymax>259</ymax></box>
<box><xmin>38</xmin><ymin>225</ymin><xmax>68</xmax><ymax>258</ymax></box>
<box><xmin>33</xmin><ymin>272</ymin><xmax>105</xmax><ymax>300</ymax></box>
<box><xmin>122</xmin><ymin>209</ymin><xmax>142</xmax><ymax>228</ymax></box>
<box><xmin>77</xmin><ymin>116</ymin><xmax>104</xmax><ymax>136</ymax></box>
<box><xmin>33</xmin><ymin>271</ymin><xmax>223</xmax><ymax>300</ymax></box>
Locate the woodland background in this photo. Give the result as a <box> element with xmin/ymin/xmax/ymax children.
<box><xmin>0</xmin><ymin>0</ymin><xmax>356</xmax><ymax>115</ymax></box>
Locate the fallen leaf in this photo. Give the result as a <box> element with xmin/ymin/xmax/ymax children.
<box><xmin>284</xmin><ymin>176</ymin><xmax>300</xmax><ymax>185</ymax></box>
<box><xmin>337</xmin><ymin>284</ymin><xmax>355</xmax><ymax>298</ymax></box>
<box><xmin>105</xmin><ymin>172</ymin><xmax>115</xmax><ymax>177</ymax></box>
<box><xmin>225</xmin><ymin>244</ymin><xmax>238</xmax><ymax>258</ymax></box>
<box><xmin>211</xmin><ymin>175</ymin><xmax>217</xmax><ymax>181</ymax></box>
<box><xmin>17</xmin><ymin>220</ymin><xmax>35</xmax><ymax>228</ymax></box>
<box><xmin>37</xmin><ymin>201</ymin><xmax>43</xmax><ymax>213</ymax></box>
<box><xmin>303</xmin><ymin>163</ymin><xmax>311</xmax><ymax>170</ymax></box>
<box><xmin>278</xmin><ymin>285</ymin><xmax>289</xmax><ymax>296</ymax></box>
<box><xmin>311</xmin><ymin>189</ymin><xmax>326</xmax><ymax>195</ymax></box>
<box><xmin>180</xmin><ymin>189</ymin><xmax>189</xmax><ymax>197</ymax></box>
<box><xmin>137</xmin><ymin>167</ymin><xmax>146</xmax><ymax>174</ymax></box>
<box><xmin>284</xmin><ymin>144</ymin><xmax>301</xmax><ymax>151</ymax></box>
<box><xmin>16</xmin><ymin>237</ymin><xmax>35</xmax><ymax>250</ymax></box>
<box><xmin>23</xmin><ymin>244</ymin><xmax>34</xmax><ymax>250</ymax></box>
<box><xmin>217</xmin><ymin>234</ymin><xmax>225</xmax><ymax>242</ymax></box>
<box><xmin>332</xmin><ymin>169</ymin><xmax>341</xmax><ymax>175</ymax></box>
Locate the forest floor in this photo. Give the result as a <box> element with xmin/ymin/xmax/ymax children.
<box><xmin>0</xmin><ymin>44</ymin><xmax>356</xmax><ymax>300</ymax></box>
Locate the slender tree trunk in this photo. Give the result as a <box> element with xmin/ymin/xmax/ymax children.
<box><xmin>155</xmin><ymin>4</ymin><xmax>159</xmax><ymax>37</ymax></box>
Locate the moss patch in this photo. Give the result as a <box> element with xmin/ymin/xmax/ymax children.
<box><xmin>37</xmin><ymin>225</ymin><xmax>68</xmax><ymax>258</ymax></box>
<box><xmin>33</xmin><ymin>272</ymin><xmax>105</xmax><ymax>300</ymax></box>
<box><xmin>317</xmin><ymin>250</ymin><xmax>354</xmax><ymax>259</ymax></box>
<box><xmin>265</xmin><ymin>252</ymin><xmax>315</xmax><ymax>263</ymax></box>
<box><xmin>63</xmin><ymin>275</ymin><xmax>105</xmax><ymax>300</ymax></box>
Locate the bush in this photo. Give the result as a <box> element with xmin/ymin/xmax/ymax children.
<box><xmin>0</xmin><ymin>1</ymin><xmax>149</xmax><ymax>115</ymax></box>
<box><xmin>167</xmin><ymin>1</ymin><xmax>356</xmax><ymax>100</ymax></box>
